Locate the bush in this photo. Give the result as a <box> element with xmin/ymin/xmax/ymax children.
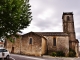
<box><xmin>69</xmin><ymin>48</ymin><xmax>76</xmax><ymax>57</ymax></box>
<box><xmin>56</xmin><ymin>51</ymin><xmax>65</xmax><ymax>57</ymax></box>
<box><xmin>51</xmin><ymin>52</ymin><xmax>57</xmax><ymax>56</ymax></box>
<box><xmin>51</xmin><ymin>51</ymin><xmax>65</xmax><ymax>57</ymax></box>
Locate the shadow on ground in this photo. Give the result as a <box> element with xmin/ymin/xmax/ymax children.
<box><xmin>0</xmin><ymin>58</ymin><xmax>13</xmax><ymax>60</ymax></box>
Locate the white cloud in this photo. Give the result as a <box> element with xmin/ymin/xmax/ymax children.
<box><xmin>21</xmin><ymin>24</ymin><xmax>41</xmax><ymax>34</ymax></box>
<box><xmin>38</xmin><ymin>8</ymin><xmax>55</xmax><ymax>20</ymax></box>
<box><xmin>21</xmin><ymin>0</ymin><xmax>80</xmax><ymax>44</ymax></box>
<box><xmin>30</xmin><ymin>0</ymin><xmax>40</xmax><ymax>10</ymax></box>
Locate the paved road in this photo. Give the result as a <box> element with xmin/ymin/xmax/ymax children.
<box><xmin>10</xmin><ymin>54</ymin><xmax>80</xmax><ymax>60</ymax></box>
<box><xmin>0</xmin><ymin>58</ymin><xmax>13</xmax><ymax>60</ymax></box>
<box><xmin>10</xmin><ymin>54</ymin><xmax>45</xmax><ymax>60</ymax></box>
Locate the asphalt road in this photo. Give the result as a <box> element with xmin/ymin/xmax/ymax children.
<box><xmin>0</xmin><ymin>58</ymin><xmax>13</xmax><ymax>60</ymax></box>
<box><xmin>10</xmin><ymin>54</ymin><xmax>80</xmax><ymax>60</ymax></box>
<box><xmin>10</xmin><ymin>54</ymin><xmax>45</xmax><ymax>60</ymax></box>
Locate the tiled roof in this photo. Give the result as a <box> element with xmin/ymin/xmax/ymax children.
<box><xmin>34</xmin><ymin>32</ymin><xmax>68</xmax><ymax>36</ymax></box>
<box><xmin>22</xmin><ymin>32</ymin><xmax>47</xmax><ymax>40</ymax></box>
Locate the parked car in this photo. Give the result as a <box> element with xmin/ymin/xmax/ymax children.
<box><xmin>0</xmin><ymin>48</ymin><xmax>10</xmax><ymax>59</ymax></box>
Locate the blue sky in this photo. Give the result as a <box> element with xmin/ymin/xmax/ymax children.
<box><xmin>21</xmin><ymin>0</ymin><xmax>80</xmax><ymax>44</ymax></box>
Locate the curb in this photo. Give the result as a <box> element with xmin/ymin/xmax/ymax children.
<box><xmin>43</xmin><ymin>55</ymin><xmax>80</xmax><ymax>58</ymax></box>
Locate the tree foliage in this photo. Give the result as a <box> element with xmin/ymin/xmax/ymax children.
<box><xmin>0</xmin><ymin>0</ymin><xmax>32</xmax><ymax>37</ymax></box>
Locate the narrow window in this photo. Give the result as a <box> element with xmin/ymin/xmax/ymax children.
<box><xmin>53</xmin><ymin>37</ymin><xmax>56</xmax><ymax>46</ymax></box>
<box><xmin>67</xmin><ymin>16</ymin><xmax>70</xmax><ymax>20</ymax></box>
<box><xmin>29</xmin><ymin>38</ymin><xmax>32</xmax><ymax>44</ymax></box>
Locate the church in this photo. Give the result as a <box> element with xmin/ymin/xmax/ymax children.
<box><xmin>5</xmin><ymin>12</ymin><xmax>79</xmax><ymax>57</ymax></box>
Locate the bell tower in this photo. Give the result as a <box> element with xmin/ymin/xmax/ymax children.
<box><xmin>62</xmin><ymin>12</ymin><xmax>79</xmax><ymax>53</ymax></box>
<box><xmin>62</xmin><ymin>12</ymin><xmax>76</xmax><ymax>41</ymax></box>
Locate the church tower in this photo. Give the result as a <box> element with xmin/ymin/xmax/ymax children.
<box><xmin>62</xmin><ymin>12</ymin><xmax>79</xmax><ymax>56</ymax></box>
<box><xmin>62</xmin><ymin>12</ymin><xmax>76</xmax><ymax>41</ymax></box>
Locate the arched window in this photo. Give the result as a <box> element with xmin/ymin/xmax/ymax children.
<box><xmin>67</xmin><ymin>16</ymin><xmax>70</xmax><ymax>20</ymax></box>
<box><xmin>53</xmin><ymin>37</ymin><xmax>56</xmax><ymax>46</ymax></box>
<box><xmin>29</xmin><ymin>38</ymin><xmax>32</xmax><ymax>44</ymax></box>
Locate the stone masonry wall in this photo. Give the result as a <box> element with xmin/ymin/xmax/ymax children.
<box><xmin>6</xmin><ymin>33</ymin><xmax>47</xmax><ymax>56</ymax></box>
<box><xmin>41</xmin><ymin>38</ymin><xmax>47</xmax><ymax>55</ymax></box>
<box><xmin>44</xmin><ymin>36</ymin><xmax>69</xmax><ymax>56</ymax></box>
<box><xmin>21</xmin><ymin>33</ymin><xmax>42</xmax><ymax>56</ymax></box>
<box><xmin>57</xmin><ymin>36</ymin><xmax>69</xmax><ymax>56</ymax></box>
<box><xmin>6</xmin><ymin>36</ymin><xmax>21</xmax><ymax>54</ymax></box>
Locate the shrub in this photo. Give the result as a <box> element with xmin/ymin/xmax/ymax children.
<box><xmin>51</xmin><ymin>51</ymin><xmax>65</xmax><ymax>57</ymax></box>
<box><xmin>69</xmin><ymin>48</ymin><xmax>76</xmax><ymax>57</ymax></box>
<box><xmin>51</xmin><ymin>52</ymin><xmax>57</xmax><ymax>56</ymax></box>
<box><xmin>56</xmin><ymin>51</ymin><xmax>65</xmax><ymax>57</ymax></box>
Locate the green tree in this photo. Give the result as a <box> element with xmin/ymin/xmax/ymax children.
<box><xmin>0</xmin><ymin>0</ymin><xmax>32</xmax><ymax>37</ymax></box>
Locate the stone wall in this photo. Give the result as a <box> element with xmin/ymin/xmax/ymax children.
<box><xmin>41</xmin><ymin>38</ymin><xmax>47</xmax><ymax>55</ymax></box>
<box><xmin>75</xmin><ymin>42</ymin><xmax>79</xmax><ymax>57</ymax></box>
<box><xmin>21</xmin><ymin>32</ymin><xmax>42</xmax><ymax>56</ymax></box>
<box><xmin>5</xmin><ymin>32</ymin><xmax>47</xmax><ymax>56</ymax></box>
<box><xmin>5</xmin><ymin>33</ymin><xmax>69</xmax><ymax>56</ymax></box>
<box><xmin>57</xmin><ymin>36</ymin><xmax>69</xmax><ymax>56</ymax></box>
<box><xmin>44</xmin><ymin>36</ymin><xmax>69</xmax><ymax>56</ymax></box>
<box><xmin>5</xmin><ymin>39</ymin><xmax>12</xmax><ymax>53</ymax></box>
<box><xmin>6</xmin><ymin>36</ymin><xmax>21</xmax><ymax>54</ymax></box>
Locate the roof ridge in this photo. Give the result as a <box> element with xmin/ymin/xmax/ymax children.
<box><xmin>34</xmin><ymin>32</ymin><xmax>68</xmax><ymax>36</ymax></box>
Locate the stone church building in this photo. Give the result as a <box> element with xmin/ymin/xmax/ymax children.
<box><xmin>5</xmin><ymin>12</ymin><xmax>79</xmax><ymax>57</ymax></box>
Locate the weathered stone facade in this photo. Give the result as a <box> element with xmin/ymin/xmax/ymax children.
<box><xmin>21</xmin><ymin>32</ymin><xmax>47</xmax><ymax>56</ymax></box>
<box><xmin>33</xmin><ymin>32</ymin><xmax>69</xmax><ymax>56</ymax></box>
<box><xmin>62</xmin><ymin>12</ymin><xmax>79</xmax><ymax>57</ymax></box>
<box><xmin>44</xmin><ymin>35</ymin><xmax>69</xmax><ymax>56</ymax></box>
<box><xmin>5</xmin><ymin>12</ymin><xmax>79</xmax><ymax>57</ymax></box>
<box><xmin>6</xmin><ymin>32</ymin><xmax>47</xmax><ymax>56</ymax></box>
<box><xmin>5</xmin><ymin>36</ymin><xmax>21</xmax><ymax>54</ymax></box>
